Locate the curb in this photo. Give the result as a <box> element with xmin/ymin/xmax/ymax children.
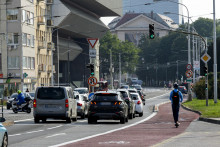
<box><xmin>181</xmin><ymin>104</ymin><xmax>220</xmax><ymax>125</ymax></box>
<box><xmin>2</xmin><ymin>120</ymin><xmax>14</xmax><ymax>127</ymax></box>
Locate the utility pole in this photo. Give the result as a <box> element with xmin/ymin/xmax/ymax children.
<box><xmin>119</xmin><ymin>53</ymin><xmax>121</xmax><ymax>88</ymax></box>
<box><xmin>192</xmin><ymin>30</ymin><xmax>195</xmax><ymax>85</ymax></box>
<box><xmin>205</xmin><ymin>38</ymin><xmax>209</xmax><ymax>106</ymax></box>
<box><xmin>67</xmin><ymin>37</ymin><xmax>70</xmax><ymax>86</ymax></box>
<box><xmin>213</xmin><ymin>0</ymin><xmax>218</xmax><ymax>103</ymax></box>
<box><xmin>57</xmin><ymin>30</ymin><xmax>59</xmax><ymax>86</ymax></box>
<box><xmin>110</xmin><ymin>50</ymin><xmax>113</xmax><ymax>89</ymax></box>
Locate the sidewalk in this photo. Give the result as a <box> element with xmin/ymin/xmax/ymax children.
<box><xmin>62</xmin><ymin>102</ymin><xmax>200</xmax><ymax>147</ymax></box>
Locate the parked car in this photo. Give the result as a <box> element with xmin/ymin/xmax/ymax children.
<box><xmin>75</xmin><ymin>93</ymin><xmax>89</xmax><ymax>119</ymax></box>
<box><xmin>132</xmin><ymin>84</ymin><xmax>142</xmax><ymax>91</ymax></box>
<box><xmin>88</xmin><ymin>91</ymin><xmax>128</xmax><ymax>124</ymax></box>
<box><xmin>33</xmin><ymin>86</ymin><xmax>77</xmax><ymax>123</ymax></box>
<box><xmin>120</xmin><ymin>85</ymin><xmax>129</xmax><ymax>89</ymax></box>
<box><xmin>117</xmin><ymin>89</ymin><xmax>135</xmax><ymax>119</ymax></box>
<box><xmin>178</xmin><ymin>86</ymin><xmax>187</xmax><ymax>94</ymax></box>
<box><xmin>74</xmin><ymin>88</ymin><xmax>89</xmax><ymax>97</ymax></box>
<box><xmin>0</xmin><ymin>118</ymin><xmax>8</xmax><ymax>147</ymax></box>
<box><xmin>7</xmin><ymin>92</ymin><xmax>31</xmax><ymax>110</ymax></box>
<box><xmin>137</xmin><ymin>90</ymin><xmax>146</xmax><ymax>105</ymax></box>
<box><xmin>130</xmin><ymin>93</ymin><xmax>144</xmax><ymax>117</ymax></box>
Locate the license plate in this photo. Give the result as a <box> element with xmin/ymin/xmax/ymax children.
<box><xmin>100</xmin><ymin>102</ymin><xmax>111</xmax><ymax>105</ymax></box>
<box><xmin>45</xmin><ymin>105</ymin><xmax>56</xmax><ymax>108</ymax></box>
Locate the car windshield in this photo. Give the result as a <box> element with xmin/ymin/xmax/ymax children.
<box><xmin>37</xmin><ymin>87</ymin><xmax>65</xmax><ymax>99</ymax></box>
<box><xmin>74</xmin><ymin>89</ymin><xmax>88</xmax><ymax>94</ymax></box>
<box><xmin>121</xmin><ymin>85</ymin><xmax>129</xmax><ymax>89</ymax></box>
<box><xmin>29</xmin><ymin>93</ymin><xmax>35</xmax><ymax>97</ymax></box>
<box><xmin>93</xmin><ymin>94</ymin><xmax>118</xmax><ymax>101</ymax></box>
<box><xmin>134</xmin><ymin>85</ymin><xmax>141</xmax><ymax>90</ymax></box>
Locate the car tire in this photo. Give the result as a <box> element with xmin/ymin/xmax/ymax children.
<box><xmin>72</xmin><ymin>116</ymin><xmax>77</xmax><ymax>122</ymax></box>
<box><xmin>42</xmin><ymin>118</ymin><xmax>47</xmax><ymax>123</ymax></box>
<box><xmin>2</xmin><ymin>133</ymin><xmax>8</xmax><ymax>147</ymax></box>
<box><xmin>120</xmin><ymin>117</ymin><xmax>125</xmax><ymax>124</ymax></box>
<box><xmin>66</xmin><ymin>117</ymin><xmax>71</xmax><ymax>123</ymax></box>
<box><xmin>129</xmin><ymin>113</ymin><xmax>133</xmax><ymax>119</ymax></box>
<box><xmin>81</xmin><ymin>112</ymin><xmax>85</xmax><ymax>119</ymax></box>
<box><xmin>88</xmin><ymin>117</ymin><xmax>96</xmax><ymax>124</ymax></box>
<box><xmin>7</xmin><ymin>105</ymin><xmax>10</xmax><ymax>110</ymax></box>
<box><xmin>125</xmin><ymin>116</ymin><xmax>128</xmax><ymax>122</ymax></box>
<box><xmin>133</xmin><ymin>113</ymin><xmax>136</xmax><ymax>118</ymax></box>
<box><xmin>139</xmin><ymin>112</ymin><xmax>143</xmax><ymax>117</ymax></box>
<box><xmin>34</xmin><ymin>117</ymin><xmax>40</xmax><ymax>123</ymax></box>
<box><xmin>26</xmin><ymin>108</ymin><xmax>31</xmax><ymax>113</ymax></box>
<box><xmin>12</xmin><ymin>108</ymin><xmax>18</xmax><ymax>113</ymax></box>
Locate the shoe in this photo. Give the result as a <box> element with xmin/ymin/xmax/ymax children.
<box><xmin>175</xmin><ymin>122</ymin><xmax>180</xmax><ymax>127</ymax></box>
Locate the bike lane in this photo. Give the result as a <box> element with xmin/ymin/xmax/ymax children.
<box><xmin>61</xmin><ymin>103</ymin><xmax>200</xmax><ymax>147</ymax></box>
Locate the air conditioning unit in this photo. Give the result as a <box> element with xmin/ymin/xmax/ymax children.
<box><xmin>8</xmin><ymin>73</ymin><xmax>15</xmax><ymax>78</ymax></box>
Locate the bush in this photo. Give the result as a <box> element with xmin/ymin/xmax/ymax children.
<box><xmin>193</xmin><ymin>78</ymin><xmax>205</xmax><ymax>99</ymax></box>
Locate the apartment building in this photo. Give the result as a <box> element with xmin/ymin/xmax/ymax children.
<box><xmin>35</xmin><ymin>0</ymin><xmax>54</xmax><ymax>87</ymax></box>
<box><xmin>0</xmin><ymin>0</ymin><xmax>36</xmax><ymax>94</ymax></box>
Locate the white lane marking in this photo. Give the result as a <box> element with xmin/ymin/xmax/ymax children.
<box><xmin>14</xmin><ymin>119</ymin><xmax>34</xmax><ymax>123</ymax></box>
<box><xmin>45</xmin><ymin>133</ymin><xmax>66</xmax><ymax>138</ymax></box>
<box><xmin>145</xmin><ymin>92</ymin><xmax>170</xmax><ymax>101</ymax></box>
<box><xmin>49</xmin><ymin>112</ymin><xmax>157</xmax><ymax>147</ymax></box>
<box><xmin>47</xmin><ymin>125</ymin><xmax>63</xmax><ymax>130</ymax></box>
<box><xmin>9</xmin><ymin>134</ymin><xmax>22</xmax><ymax>137</ymax></box>
<box><xmin>26</xmin><ymin>130</ymin><xmax>44</xmax><ymax>134</ymax></box>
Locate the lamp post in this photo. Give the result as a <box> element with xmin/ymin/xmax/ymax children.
<box><xmin>213</xmin><ymin>0</ymin><xmax>217</xmax><ymax>103</ymax></box>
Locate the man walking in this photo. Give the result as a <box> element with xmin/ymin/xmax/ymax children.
<box><xmin>169</xmin><ymin>83</ymin><xmax>183</xmax><ymax>127</ymax></box>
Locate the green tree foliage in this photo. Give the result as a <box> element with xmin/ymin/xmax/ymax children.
<box><xmin>100</xmin><ymin>31</ymin><xmax>141</xmax><ymax>74</ymax></box>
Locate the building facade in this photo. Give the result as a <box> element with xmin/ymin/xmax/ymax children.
<box><xmin>0</xmin><ymin>0</ymin><xmax>36</xmax><ymax>94</ymax></box>
<box><xmin>123</xmin><ymin>0</ymin><xmax>183</xmax><ymax>24</ymax></box>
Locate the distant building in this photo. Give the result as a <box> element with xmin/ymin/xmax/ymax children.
<box><xmin>109</xmin><ymin>12</ymin><xmax>178</xmax><ymax>46</ymax></box>
<box><xmin>123</xmin><ymin>0</ymin><xmax>183</xmax><ymax>24</ymax></box>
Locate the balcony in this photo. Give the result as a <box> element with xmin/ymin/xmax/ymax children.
<box><xmin>38</xmin><ymin>64</ymin><xmax>46</xmax><ymax>72</ymax></box>
<box><xmin>38</xmin><ymin>41</ymin><xmax>46</xmax><ymax>49</ymax></box>
<box><xmin>47</xmin><ymin>65</ymin><xmax>55</xmax><ymax>73</ymax></box>
<box><xmin>38</xmin><ymin>16</ymin><xmax>46</xmax><ymax>25</ymax></box>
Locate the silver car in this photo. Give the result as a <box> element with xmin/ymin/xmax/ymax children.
<box><xmin>0</xmin><ymin>118</ymin><xmax>8</xmax><ymax>147</ymax></box>
<box><xmin>75</xmin><ymin>94</ymin><xmax>89</xmax><ymax>119</ymax></box>
<box><xmin>33</xmin><ymin>86</ymin><xmax>77</xmax><ymax>123</ymax></box>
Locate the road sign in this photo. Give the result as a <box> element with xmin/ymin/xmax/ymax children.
<box><xmin>88</xmin><ymin>93</ymin><xmax>94</xmax><ymax>100</ymax></box>
<box><xmin>89</xmin><ymin>49</ymin><xmax>96</xmax><ymax>58</ymax></box>
<box><xmin>187</xmin><ymin>78</ymin><xmax>192</xmax><ymax>83</ymax></box>
<box><xmin>193</xmin><ymin>61</ymin><xmax>200</xmax><ymax>70</ymax></box>
<box><xmin>186</xmin><ymin>64</ymin><xmax>192</xmax><ymax>70</ymax></box>
<box><xmin>185</xmin><ymin>70</ymin><xmax>193</xmax><ymax>78</ymax></box>
<box><xmin>87</xmin><ymin>38</ymin><xmax>98</xmax><ymax>48</ymax></box>
<box><xmin>88</xmin><ymin>76</ymin><xmax>98</xmax><ymax>86</ymax></box>
<box><xmin>201</xmin><ymin>53</ymin><xmax>211</xmax><ymax>63</ymax></box>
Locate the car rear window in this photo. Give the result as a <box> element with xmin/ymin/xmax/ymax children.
<box><xmin>37</xmin><ymin>88</ymin><xmax>65</xmax><ymax>99</ymax></box>
<box><xmin>120</xmin><ymin>91</ymin><xmax>128</xmax><ymax>98</ymax></box>
<box><xmin>93</xmin><ymin>94</ymin><xmax>118</xmax><ymax>101</ymax></box>
<box><xmin>130</xmin><ymin>94</ymin><xmax>139</xmax><ymax>100</ymax></box>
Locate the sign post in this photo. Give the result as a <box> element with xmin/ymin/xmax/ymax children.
<box><xmin>88</xmin><ymin>76</ymin><xmax>98</xmax><ymax>93</ymax></box>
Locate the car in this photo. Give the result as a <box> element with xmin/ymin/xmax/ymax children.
<box><xmin>130</xmin><ymin>93</ymin><xmax>144</xmax><ymax>117</ymax></box>
<box><xmin>7</xmin><ymin>92</ymin><xmax>31</xmax><ymax>110</ymax></box>
<box><xmin>0</xmin><ymin>118</ymin><xmax>8</xmax><ymax>147</ymax></box>
<box><xmin>178</xmin><ymin>86</ymin><xmax>187</xmax><ymax>94</ymax></box>
<box><xmin>120</xmin><ymin>85</ymin><xmax>129</xmax><ymax>89</ymax></box>
<box><xmin>74</xmin><ymin>93</ymin><xmax>89</xmax><ymax>119</ymax></box>
<box><xmin>88</xmin><ymin>91</ymin><xmax>128</xmax><ymax>124</ymax></box>
<box><xmin>29</xmin><ymin>92</ymin><xmax>35</xmax><ymax>99</ymax></box>
<box><xmin>117</xmin><ymin>89</ymin><xmax>136</xmax><ymax>119</ymax></box>
<box><xmin>132</xmin><ymin>85</ymin><xmax>142</xmax><ymax>91</ymax></box>
<box><xmin>33</xmin><ymin>86</ymin><xmax>77</xmax><ymax>123</ymax></box>
<box><xmin>74</xmin><ymin>87</ymin><xmax>89</xmax><ymax>97</ymax></box>
<box><xmin>137</xmin><ymin>90</ymin><xmax>146</xmax><ymax>105</ymax></box>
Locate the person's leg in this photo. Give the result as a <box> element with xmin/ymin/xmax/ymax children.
<box><xmin>172</xmin><ymin>104</ymin><xmax>177</xmax><ymax>123</ymax></box>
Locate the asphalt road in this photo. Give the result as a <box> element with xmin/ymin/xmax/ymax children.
<box><xmin>5</xmin><ymin>88</ymin><xmax>170</xmax><ymax>147</ymax></box>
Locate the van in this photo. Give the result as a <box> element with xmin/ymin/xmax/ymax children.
<box><xmin>33</xmin><ymin>86</ymin><xmax>77</xmax><ymax>123</ymax></box>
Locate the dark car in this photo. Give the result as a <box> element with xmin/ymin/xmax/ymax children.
<box><xmin>88</xmin><ymin>91</ymin><xmax>128</xmax><ymax>124</ymax></box>
<box><xmin>117</xmin><ymin>89</ymin><xmax>136</xmax><ymax>119</ymax></box>
<box><xmin>178</xmin><ymin>86</ymin><xmax>187</xmax><ymax>94</ymax></box>
<box><xmin>7</xmin><ymin>92</ymin><xmax>31</xmax><ymax>109</ymax></box>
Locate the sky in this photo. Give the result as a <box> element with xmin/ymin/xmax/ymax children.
<box><xmin>100</xmin><ymin>0</ymin><xmax>220</xmax><ymax>25</ymax></box>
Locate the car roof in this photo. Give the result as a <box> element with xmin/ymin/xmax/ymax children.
<box><xmin>95</xmin><ymin>90</ymin><xmax>119</xmax><ymax>95</ymax></box>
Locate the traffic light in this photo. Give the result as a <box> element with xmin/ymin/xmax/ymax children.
<box><xmin>86</xmin><ymin>63</ymin><xmax>94</xmax><ymax>76</ymax></box>
<box><xmin>204</xmin><ymin>66</ymin><xmax>208</xmax><ymax>76</ymax></box>
<box><xmin>149</xmin><ymin>24</ymin><xmax>155</xmax><ymax>39</ymax></box>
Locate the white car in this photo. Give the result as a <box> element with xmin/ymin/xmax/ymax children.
<box><xmin>74</xmin><ymin>93</ymin><xmax>89</xmax><ymax>119</ymax></box>
<box><xmin>130</xmin><ymin>93</ymin><xmax>143</xmax><ymax>117</ymax></box>
<box><xmin>74</xmin><ymin>87</ymin><xmax>89</xmax><ymax>98</ymax></box>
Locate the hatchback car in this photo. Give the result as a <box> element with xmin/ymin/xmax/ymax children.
<box><xmin>178</xmin><ymin>86</ymin><xmax>187</xmax><ymax>94</ymax></box>
<box><xmin>88</xmin><ymin>91</ymin><xmax>128</xmax><ymax>124</ymax></box>
<box><xmin>7</xmin><ymin>92</ymin><xmax>31</xmax><ymax>109</ymax></box>
<box><xmin>130</xmin><ymin>93</ymin><xmax>144</xmax><ymax>117</ymax></box>
<box><xmin>74</xmin><ymin>93</ymin><xmax>89</xmax><ymax>119</ymax></box>
<box><xmin>33</xmin><ymin>86</ymin><xmax>77</xmax><ymax>123</ymax></box>
<box><xmin>117</xmin><ymin>89</ymin><xmax>135</xmax><ymax>119</ymax></box>
<box><xmin>0</xmin><ymin>117</ymin><xmax>8</xmax><ymax>147</ymax></box>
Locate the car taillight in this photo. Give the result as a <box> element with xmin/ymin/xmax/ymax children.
<box><xmin>90</xmin><ymin>101</ymin><xmax>96</xmax><ymax>105</ymax></box>
<box><xmin>33</xmin><ymin>99</ymin><xmax>37</xmax><ymax>108</ymax></box>
<box><xmin>77</xmin><ymin>102</ymin><xmax>82</xmax><ymax>106</ymax></box>
<box><xmin>114</xmin><ymin>102</ymin><xmax>122</xmax><ymax>105</ymax></box>
<box><xmin>65</xmin><ymin>99</ymin><xmax>69</xmax><ymax>108</ymax></box>
<box><xmin>137</xmin><ymin>101</ymin><xmax>141</xmax><ymax>105</ymax></box>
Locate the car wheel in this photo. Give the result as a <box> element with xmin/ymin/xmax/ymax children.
<box><xmin>129</xmin><ymin>113</ymin><xmax>133</xmax><ymax>119</ymax></box>
<box><xmin>26</xmin><ymin>108</ymin><xmax>31</xmax><ymax>113</ymax></box>
<box><xmin>2</xmin><ymin>133</ymin><xmax>8</xmax><ymax>147</ymax></box>
<box><xmin>13</xmin><ymin>108</ymin><xmax>18</xmax><ymax>113</ymax></box>
<box><xmin>133</xmin><ymin>113</ymin><xmax>136</xmax><ymax>118</ymax></box>
<box><xmin>88</xmin><ymin>117</ymin><xmax>96</xmax><ymax>124</ymax></box>
<box><xmin>120</xmin><ymin>117</ymin><xmax>125</xmax><ymax>124</ymax></box>
<box><xmin>34</xmin><ymin>117</ymin><xmax>40</xmax><ymax>123</ymax></box>
<box><xmin>139</xmin><ymin>112</ymin><xmax>143</xmax><ymax>117</ymax></box>
<box><xmin>66</xmin><ymin>117</ymin><xmax>71</xmax><ymax>123</ymax></box>
<box><xmin>72</xmin><ymin>116</ymin><xmax>77</xmax><ymax>122</ymax></box>
<box><xmin>42</xmin><ymin>118</ymin><xmax>47</xmax><ymax>123</ymax></box>
<box><xmin>81</xmin><ymin>112</ymin><xmax>85</xmax><ymax>119</ymax></box>
<box><xmin>125</xmin><ymin>116</ymin><xmax>128</xmax><ymax>122</ymax></box>
<box><xmin>7</xmin><ymin>105</ymin><xmax>10</xmax><ymax>110</ymax></box>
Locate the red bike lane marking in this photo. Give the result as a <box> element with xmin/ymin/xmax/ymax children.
<box><xmin>61</xmin><ymin>103</ymin><xmax>200</xmax><ymax>147</ymax></box>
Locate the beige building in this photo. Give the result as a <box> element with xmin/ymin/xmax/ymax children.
<box><xmin>0</xmin><ymin>0</ymin><xmax>36</xmax><ymax>94</ymax></box>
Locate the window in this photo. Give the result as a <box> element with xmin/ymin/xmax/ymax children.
<box><xmin>7</xmin><ymin>33</ymin><xmax>18</xmax><ymax>44</ymax></box>
<box><xmin>22</xmin><ymin>33</ymin><xmax>27</xmax><ymax>45</ymax></box>
<box><xmin>31</xmin><ymin>57</ymin><xmax>35</xmax><ymax>69</ymax></box>
<box><xmin>8</xmin><ymin>56</ymin><xmax>20</xmax><ymax>69</ymax></box>
<box><xmin>27</xmin><ymin>57</ymin><xmax>31</xmax><ymax>69</ymax></box>
<box><xmin>26</xmin><ymin>11</ymin><xmax>30</xmax><ymax>24</ymax></box>
<box><xmin>30</xmin><ymin>12</ymin><xmax>34</xmax><ymax>25</ymax></box>
<box><xmin>31</xmin><ymin>35</ymin><xmax>34</xmax><ymax>47</ymax></box>
<box><xmin>22</xmin><ymin>10</ymin><xmax>26</xmax><ymax>22</ymax></box>
<box><xmin>27</xmin><ymin>34</ymin><xmax>31</xmax><ymax>46</ymax></box>
<box><xmin>7</xmin><ymin>9</ymin><xmax>18</xmax><ymax>20</ymax></box>
<box><xmin>23</xmin><ymin>57</ymin><xmax>27</xmax><ymax>68</ymax></box>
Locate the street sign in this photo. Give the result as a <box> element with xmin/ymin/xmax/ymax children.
<box><xmin>88</xmin><ymin>76</ymin><xmax>98</xmax><ymax>86</ymax></box>
<box><xmin>87</xmin><ymin>38</ymin><xmax>98</xmax><ymax>48</ymax></box>
<box><xmin>201</xmin><ymin>53</ymin><xmax>211</xmax><ymax>63</ymax></box>
<box><xmin>88</xmin><ymin>93</ymin><xmax>94</xmax><ymax>100</ymax></box>
<box><xmin>89</xmin><ymin>49</ymin><xmax>96</xmax><ymax>58</ymax></box>
<box><xmin>186</xmin><ymin>64</ymin><xmax>192</xmax><ymax>70</ymax></box>
<box><xmin>186</xmin><ymin>78</ymin><xmax>192</xmax><ymax>83</ymax></box>
<box><xmin>185</xmin><ymin>70</ymin><xmax>193</xmax><ymax>78</ymax></box>
<box><xmin>193</xmin><ymin>61</ymin><xmax>200</xmax><ymax>70</ymax></box>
